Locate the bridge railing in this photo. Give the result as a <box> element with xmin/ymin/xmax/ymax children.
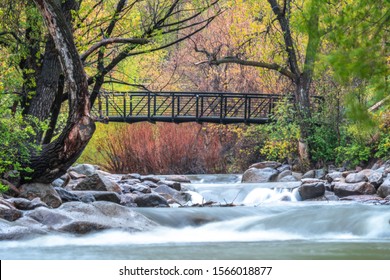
<box><xmin>92</xmin><ymin>91</ymin><xmax>322</xmax><ymax>124</ymax></box>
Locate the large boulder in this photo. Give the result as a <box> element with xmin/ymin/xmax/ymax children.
<box><xmin>0</xmin><ymin>198</ymin><xmax>22</xmax><ymax>221</ymax></box>
<box><xmin>241</xmin><ymin>167</ymin><xmax>278</xmax><ymax>183</ymax></box>
<box><xmin>18</xmin><ymin>183</ymin><xmax>62</xmax><ymax>208</ymax></box>
<box><xmin>333</xmin><ymin>182</ymin><xmax>376</xmax><ymax>197</ymax></box>
<box><xmin>250</xmin><ymin>161</ymin><xmax>282</xmax><ymax>169</ymax></box>
<box><xmin>68</xmin><ymin>164</ymin><xmax>100</xmax><ymax>176</ymax></box>
<box><xmin>298</xmin><ymin>182</ymin><xmax>325</xmax><ymax>200</ymax></box>
<box><xmin>54</xmin><ymin>187</ymin><xmax>81</xmax><ymax>202</ymax></box>
<box><xmin>377</xmin><ymin>178</ymin><xmax>390</xmax><ymax>198</ymax></box>
<box><xmin>0</xmin><ymin>217</ymin><xmax>48</xmax><ymax>240</ymax></box>
<box><xmin>7</xmin><ymin>197</ymin><xmax>48</xmax><ymax>210</ymax></box>
<box><xmin>277</xmin><ymin>170</ymin><xmax>292</xmax><ymax>181</ymax></box>
<box><xmin>134</xmin><ymin>193</ymin><xmax>170</xmax><ymax>207</ymax></box>
<box><xmin>325</xmin><ymin>172</ymin><xmax>343</xmax><ymax>183</ymax></box>
<box><xmin>358</xmin><ymin>169</ymin><xmax>383</xmax><ymax>188</ymax></box>
<box><xmin>345</xmin><ymin>173</ymin><xmax>368</xmax><ymax>183</ymax></box>
<box><xmin>72</xmin><ymin>172</ymin><xmax>121</xmax><ymax>193</ymax></box>
<box><xmin>25</xmin><ymin>201</ymin><xmax>157</xmax><ymax>234</ymax></box>
<box><xmin>72</xmin><ymin>191</ymin><xmax>121</xmax><ymax>204</ymax></box>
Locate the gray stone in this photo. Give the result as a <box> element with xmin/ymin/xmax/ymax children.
<box><xmin>142</xmin><ymin>180</ymin><xmax>159</xmax><ymax>188</ymax></box>
<box><xmin>305</xmin><ymin>191</ymin><xmax>340</xmax><ymax>201</ymax></box>
<box><xmin>358</xmin><ymin>170</ymin><xmax>383</xmax><ymax>188</ymax></box>
<box><xmin>241</xmin><ymin>167</ymin><xmax>278</xmax><ymax>183</ymax></box>
<box><xmin>141</xmin><ymin>175</ymin><xmax>161</xmax><ymax>183</ymax></box>
<box><xmin>277</xmin><ymin>164</ymin><xmax>291</xmax><ymax>173</ymax></box>
<box><xmin>334</xmin><ymin>182</ymin><xmax>376</xmax><ymax>197</ymax></box>
<box><xmin>0</xmin><ymin>198</ymin><xmax>22</xmax><ymax>221</ymax></box>
<box><xmin>68</xmin><ymin>171</ymin><xmax>87</xmax><ymax>180</ymax></box>
<box><xmin>292</xmin><ymin>172</ymin><xmax>303</xmax><ymax>180</ymax></box>
<box><xmin>72</xmin><ymin>191</ymin><xmax>121</xmax><ymax>204</ymax></box>
<box><xmin>277</xmin><ymin>170</ymin><xmax>292</xmax><ymax>181</ymax></box>
<box><xmin>325</xmin><ymin>172</ymin><xmax>343</xmax><ymax>183</ymax></box>
<box><xmin>68</xmin><ymin>164</ymin><xmax>100</xmax><ymax>176</ymax></box>
<box><xmin>54</xmin><ymin>187</ymin><xmax>81</xmax><ymax>202</ymax></box>
<box><xmin>163</xmin><ymin>175</ymin><xmax>191</xmax><ymax>183</ymax></box>
<box><xmin>73</xmin><ymin>173</ymin><xmax>121</xmax><ymax>193</ymax></box>
<box><xmin>7</xmin><ymin>197</ymin><xmax>48</xmax><ymax>210</ymax></box>
<box><xmin>315</xmin><ymin>169</ymin><xmax>326</xmax><ymax>179</ymax></box>
<box><xmin>158</xmin><ymin>180</ymin><xmax>181</xmax><ymax>191</ymax></box>
<box><xmin>121</xmin><ymin>173</ymin><xmax>142</xmax><ymax>180</ymax></box>
<box><xmin>79</xmin><ymin>193</ymin><xmax>96</xmax><ymax>203</ymax></box>
<box><xmin>119</xmin><ymin>179</ymin><xmax>141</xmax><ymax>185</ymax></box>
<box><xmin>298</xmin><ymin>182</ymin><xmax>325</xmax><ymax>200</ymax></box>
<box><xmin>120</xmin><ymin>194</ymin><xmax>138</xmax><ymax>207</ymax></box>
<box><xmin>19</xmin><ymin>183</ymin><xmax>62</xmax><ymax>208</ymax></box>
<box><xmin>128</xmin><ymin>184</ymin><xmax>151</xmax><ymax>194</ymax></box>
<box><xmin>377</xmin><ymin>178</ymin><xmax>390</xmax><ymax>198</ymax></box>
<box><xmin>250</xmin><ymin>161</ymin><xmax>282</xmax><ymax>169</ymax></box>
<box><xmin>134</xmin><ymin>193</ymin><xmax>170</xmax><ymax>207</ymax></box>
<box><xmin>51</xmin><ymin>178</ymin><xmax>65</xmax><ymax>188</ymax></box>
<box><xmin>278</xmin><ymin>175</ymin><xmax>299</xmax><ymax>182</ymax></box>
<box><xmin>302</xmin><ymin>170</ymin><xmax>316</xmax><ymax>179</ymax></box>
<box><xmin>340</xmin><ymin>195</ymin><xmax>383</xmax><ymax>203</ymax></box>
<box><xmin>345</xmin><ymin>173</ymin><xmax>368</xmax><ymax>183</ymax></box>
<box><xmin>0</xmin><ymin>217</ymin><xmax>48</xmax><ymax>240</ymax></box>
<box><xmin>25</xmin><ymin>201</ymin><xmax>157</xmax><ymax>234</ymax></box>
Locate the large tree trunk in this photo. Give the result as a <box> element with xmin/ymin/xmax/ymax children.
<box><xmin>24</xmin><ymin>0</ymin><xmax>95</xmax><ymax>184</ymax></box>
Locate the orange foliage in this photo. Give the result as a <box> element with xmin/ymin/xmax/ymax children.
<box><xmin>89</xmin><ymin>122</ymin><xmax>230</xmax><ymax>174</ymax></box>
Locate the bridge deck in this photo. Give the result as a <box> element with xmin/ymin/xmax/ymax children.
<box><xmin>92</xmin><ymin>91</ymin><xmax>320</xmax><ymax>124</ymax></box>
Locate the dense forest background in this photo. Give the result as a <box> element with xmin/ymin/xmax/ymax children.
<box><xmin>0</xmin><ymin>0</ymin><xmax>389</xmax><ymax>183</ymax></box>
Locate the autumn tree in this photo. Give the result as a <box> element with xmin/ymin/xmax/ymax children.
<box><xmin>0</xmin><ymin>0</ymin><xmax>220</xmax><ymax>183</ymax></box>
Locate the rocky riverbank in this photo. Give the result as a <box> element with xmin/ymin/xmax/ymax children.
<box><xmin>1</xmin><ymin>161</ymin><xmax>390</xmax><ymax>240</ymax></box>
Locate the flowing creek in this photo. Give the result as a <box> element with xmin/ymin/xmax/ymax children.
<box><xmin>1</xmin><ymin>174</ymin><xmax>390</xmax><ymax>259</ymax></box>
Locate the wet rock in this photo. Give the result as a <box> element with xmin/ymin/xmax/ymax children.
<box><xmin>24</xmin><ymin>201</ymin><xmax>157</xmax><ymax>234</ymax></box>
<box><xmin>292</xmin><ymin>172</ymin><xmax>303</xmax><ymax>181</ymax></box>
<box><xmin>163</xmin><ymin>175</ymin><xmax>191</xmax><ymax>183</ymax></box>
<box><xmin>298</xmin><ymin>182</ymin><xmax>325</xmax><ymax>200</ymax></box>
<box><xmin>0</xmin><ymin>217</ymin><xmax>48</xmax><ymax>240</ymax></box>
<box><xmin>121</xmin><ymin>173</ymin><xmax>142</xmax><ymax>181</ymax></box>
<box><xmin>277</xmin><ymin>170</ymin><xmax>292</xmax><ymax>181</ymax></box>
<box><xmin>54</xmin><ymin>187</ymin><xmax>81</xmax><ymax>202</ymax></box>
<box><xmin>7</xmin><ymin>197</ymin><xmax>48</xmax><ymax>210</ymax></box>
<box><xmin>305</xmin><ymin>191</ymin><xmax>340</xmax><ymax>201</ymax></box>
<box><xmin>277</xmin><ymin>164</ymin><xmax>291</xmax><ymax>173</ymax></box>
<box><xmin>134</xmin><ymin>193</ymin><xmax>170</xmax><ymax>207</ymax></box>
<box><xmin>118</xmin><ymin>179</ymin><xmax>141</xmax><ymax>185</ymax></box>
<box><xmin>342</xmin><ymin>170</ymin><xmax>355</xmax><ymax>178</ymax></box>
<box><xmin>325</xmin><ymin>172</ymin><xmax>343</xmax><ymax>183</ymax></box>
<box><xmin>72</xmin><ymin>191</ymin><xmax>121</xmax><ymax>204</ymax></box>
<box><xmin>51</xmin><ymin>178</ymin><xmax>65</xmax><ymax>188</ymax></box>
<box><xmin>334</xmin><ymin>182</ymin><xmax>376</xmax><ymax>197</ymax></box>
<box><xmin>241</xmin><ymin>167</ymin><xmax>278</xmax><ymax>183</ymax></box>
<box><xmin>0</xmin><ymin>198</ymin><xmax>23</xmax><ymax>221</ymax></box>
<box><xmin>18</xmin><ymin>183</ymin><xmax>62</xmax><ymax>208</ymax></box>
<box><xmin>302</xmin><ymin>170</ymin><xmax>316</xmax><ymax>179</ymax></box>
<box><xmin>358</xmin><ymin>170</ymin><xmax>383</xmax><ymax>188</ymax></box>
<box><xmin>68</xmin><ymin>171</ymin><xmax>87</xmax><ymax>180</ymax></box>
<box><xmin>340</xmin><ymin>195</ymin><xmax>383</xmax><ymax>203</ymax></box>
<box><xmin>278</xmin><ymin>175</ymin><xmax>299</xmax><ymax>182</ymax></box>
<box><xmin>128</xmin><ymin>184</ymin><xmax>151</xmax><ymax>194</ymax></box>
<box><xmin>345</xmin><ymin>173</ymin><xmax>368</xmax><ymax>183</ymax></box>
<box><xmin>0</xmin><ymin>179</ymin><xmax>20</xmax><ymax>197</ymax></box>
<box><xmin>250</xmin><ymin>161</ymin><xmax>281</xmax><ymax>169</ymax></box>
<box><xmin>158</xmin><ymin>180</ymin><xmax>181</xmax><ymax>191</ymax></box>
<box><xmin>377</xmin><ymin>178</ymin><xmax>390</xmax><ymax>198</ymax></box>
<box><xmin>142</xmin><ymin>180</ymin><xmax>159</xmax><ymax>188</ymax></box>
<box><xmin>120</xmin><ymin>194</ymin><xmax>138</xmax><ymax>207</ymax></box>
<box><xmin>73</xmin><ymin>173</ymin><xmax>121</xmax><ymax>193</ymax></box>
<box><xmin>68</xmin><ymin>164</ymin><xmax>100</xmax><ymax>176</ymax></box>
<box><xmin>79</xmin><ymin>193</ymin><xmax>96</xmax><ymax>203</ymax></box>
<box><xmin>141</xmin><ymin>175</ymin><xmax>161</xmax><ymax>183</ymax></box>
<box><xmin>315</xmin><ymin>169</ymin><xmax>326</xmax><ymax>180</ymax></box>
<box><xmin>154</xmin><ymin>185</ymin><xmax>189</xmax><ymax>205</ymax></box>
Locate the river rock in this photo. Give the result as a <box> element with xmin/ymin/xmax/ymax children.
<box><xmin>154</xmin><ymin>185</ymin><xmax>189</xmax><ymax>205</ymax></box>
<box><xmin>120</xmin><ymin>194</ymin><xmax>138</xmax><ymax>207</ymax></box>
<box><xmin>51</xmin><ymin>178</ymin><xmax>65</xmax><ymax>188</ymax></box>
<box><xmin>277</xmin><ymin>164</ymin><xmax>291</xmax><ymax>173</ymax></box>
<box><xmin>0</xmin><ymin>179</ymin><xmax>20</xmax><ymax>197</ymax></box>
<box><xmin>73</xmin><ymin>173</ymin><xmax>121</xmax><ymax>193</ymax></box>
<box><xmin>141</xmin><ymin>175</ymin><xmax>161</xmax><ymax>183</ymax></box>
<box><xmin>68</xmin><ymin>164</ymin><xmax>100</xmax><ymax>176</ymax></box>
<box><xmin>7</xmin><ymin>197</ymin><xmax>48</xmax><ymax>210</ymax></box>
<box><xmin>302</xmin><ymin>170</ymin><xmax>316</xmax><ymax>179</ymax></box>
<box><xmin>18</xmin><ymin>183</ymin><xmax>62</xmax><ymax>208</ymax></box>
<box><xmin>134</xmin><ymin>193</ymin><xmax>169</xmax><ymax>207</ymax></box>
<box><xmin>333</xmin><ymin>182</ymin><xmax>376</xmax><ymax>197</ymax></box>
<box><xmin>250</xmin><ymin>161</ymin><xmax>281</xmax><ymax>169</ymax></box>
<box><xmin>121</xmin><ymin>173</ymin><xmax>142</xmax><ymax>180</ymax></box>
<box><xmin>298</xmin><ymin>182</ymin><xmax>325</xmax><ymax>200</ymax></box>
<box><xmin>68</xmin><ymin>171</ymin><xmax>87</xmax><ymax>180</ymax></box>
<box><xmin>0</xmin><ymin>217</ymin><xmax>48</xmax><ymax>240</ymax></box>
<box><xmin>278</xmin><ymin>175</ymin><xmax>299</xmax><ymax>182</ymax></box>
<box><xmin>119</xmin><ymin>179</ymin><xmax>141</xmax><ymax>185</ymax></box>
<box><xmin>305</xmin><ymin>191</ymin><xmax>339</xmax><ymax>201</ymax></box>
<box><xmin>325</xmin><ymin>172</ymin><xmax>343</xmax><ymax>183</ymax></box>
<box><xmin>340</xmin><ymin>195</ymin><xmax>383</xmax><ymax>203</ymax></box>
<box><xmin>0</xmin><ymin>198</ymin><xmax>23</xmax><ymax>221</ymax></box>
<box><xmin>357</xmin><ymin>170</ymin><xmax>383</xmax><ymax>188</ymax></box>
<box><xmin>54</xmin><ymin>187</ymin><xmax>81</xmax><ymax>202</ymax></box>
<box><xmin>241</xmin><ymin>167</ymin><xmax>278</xmax><ymax>183</ymax></box>
<box><xmin>158</xmin><ymin>180</ymin><xmax>181</xmax><ymax>191</ymax></box>
<box><xmin>163</xmin><ymin>175</ymin><xmax>191</xmax><ymax>183</ymax></box>
<box><xmin>79</xmin><ymin>193</ymin><xmax>96</xmax><ymax>203</ymax></box>
<box><xmin>377</xmin><ymin>178</ymin><xmax>390</xmax><ymax>198</ymax></box>
<box><xmin>345</xmin><ymin>173</ymin><xmax>368</xmax><ymax>183</ymax></box>
<box><xmin>25</xmin><ymin>201</ymin><xmax>157</xmax><ymax>234</ymax></box>
<box><xmin>128</xmin><ymin>184</ymin><xmax>151</xmax><ymax>194</ymax></box>
<box><xmin>72</xmin><ymin>191</ymin><xmax>121</xmax><ymax>204</ymax></box>
<box><xmin>142</xmin><ymin>180</ymin><xmax>159</xmax><ymax>188</ymax></box>
<box><xmin>277</xmin><ymin>170</ymin><xmax>292</xmax><ymax>181</ymax></box>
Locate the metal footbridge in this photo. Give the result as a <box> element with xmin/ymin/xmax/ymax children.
<box><xmin>93</xmin><ymin>91</ymin><xmax>321</xmax><ymax>124</ymax></box>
